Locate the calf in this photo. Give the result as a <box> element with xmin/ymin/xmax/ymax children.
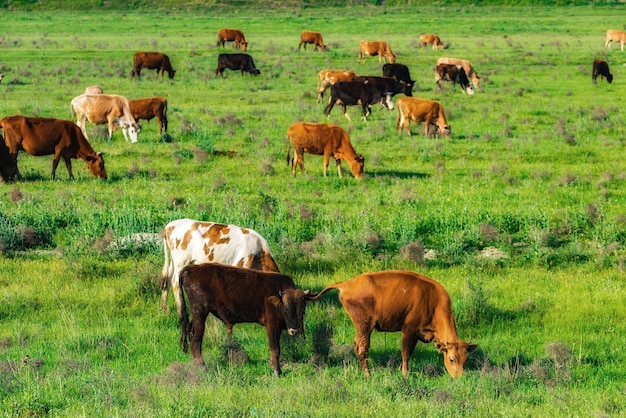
<box><xmin>605</xmin><ymin>29</ymin><xmax>626</xmax><ymax>51</ymax></box>
<box><xmin>217</xmin><ymin>28</ymin><xmax>248</xmax><ymax>51</ymax></box>
<box><xmin>324</xmin><ymin>79</ymin><xmax>393</xmax><ymax>121</ymax></box>
<box><xmin>215</xmin><ymin>53</ymin><xmax>260</xmax><ymax>77</ymax></box>
<box><xmin>299</xmin><ymin>31</ymin><xmax>326</xmax><ymax>52</ymax></box>
<box><xmin>382</xmin><ymin>63</ymin><xmax>415</xmax><ymax>88</ymax></box>
<box><xmin>131</xmin><ymin>52</ymin><xmax>176</xmax><ymax>80</ymax></box>
<box><xmin>396</xmin><ymin>97</ymin><xmax>451</xmax><ymax>137</ymax></box>
<box><xmin>286</xmin><ymin>122</ymin><xmax>365</xmax><ymax>179</ymax></box>
<box><xmin>419</xmin><ymin>34</ymin><xmax>444</xmax><ymax>50</ymax></box>
<box><xmin>316</xmin><ymin>69</ymin><xmax>358</xmax><ymax>103</ymax></box>
<box><xmin>70</xmin><ymin>93</ymin><xmax>141</xmax><ymax>143</ymax></box>
<box><xmin>359</xmin><ymin>40</ymin><xmax>396</xmax><ymax>63</ymax></box>
<box><xmin>592</xmin><ymin>59</ymin><xmax>613</xmax><ymax>84</ymax></box>
<box><xmin>310</xmin><ymin>270</ymin><xmax>477</xmax><ymax>377</ymax></box>
<box><xmin>161</xmin><ymin>218</ymin><xmax>280</xmax><ymax>316</ymax></box>
<box><xmin>129</xmin><ymin>96</ymin><xmax>168</xmax><ymax>135</ymax></box>
<box><xmin>437</xmin><ymin>57</ymin><xmax>480</xmax><ymax>90</ymax></box>
<box><xmin>434</xmin><ymin>64</ymin><xmax>474</xmax><ymax>95</ymax></box>
<box><xmin>178</xmin><ymin>263</ymin><xmax>312</xmax><ymax>376</ymax></box>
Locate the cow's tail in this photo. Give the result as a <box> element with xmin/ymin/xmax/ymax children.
<box><xmin>69</xmin><ymin>101</ymin><xmax>76</xmax><ymax>120</ymax></box>
<box><xmin>308</xmin><ymin>281</ymin><xmax>344</xmax><ymax>301</ymax></box>
<box><xmin>286</xmin><ymin>139</ymin><xmax>292</xmax><ymax>167</ymax></box>
<box><xmin>161</xmin><ymin>235</ymin><xmax>171</xmax><ymax>291</ymax></box>
<box><xmin>178</xmin><ymin>268</ymin><xmax>191</xmax><ymax>353</ymax></box>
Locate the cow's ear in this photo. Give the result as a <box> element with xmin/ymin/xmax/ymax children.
<box><xmin>267</xmin><ymin>295</ymin><xmax>281</xmax><ymax>308</ymax></box>
<box><xmin>85</xmin><ymin>155</ymin><xmax>95</xmax><ymax>162</ymax></box>
<box><xmin>98</xmin><ymin>151</ymin><xmax>105</xmax><ymax>156</ymax></box>
<box><xmin>435</xmin><ymin>342</ymin><xmax>448</xmax><ymax>353</ymax></box>
<box><xmin>467</xmin><ymin>343</ymin><xmax>478</xmax><ymax>352</ymax></box>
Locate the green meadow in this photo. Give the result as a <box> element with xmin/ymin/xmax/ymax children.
<box><xmin>1</xmin><ymin>3</ymin><xmax>626</xmax><ymax>416</ymax></box>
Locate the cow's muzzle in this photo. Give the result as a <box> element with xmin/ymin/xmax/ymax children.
<box><xmin>287</xmin><ymin>328</ymin><xmax>299</xmax><ymax>336</ymax></box>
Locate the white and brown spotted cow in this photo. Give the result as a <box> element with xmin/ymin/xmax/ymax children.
<box><xmin>161</xmin><ymin>218</ymin><xmax>280</xmax><ymax>315</ymax></box>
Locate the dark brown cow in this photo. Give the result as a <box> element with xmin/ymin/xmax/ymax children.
<box><xmin>178</xmin><ymin>263</ymin><xmax>312</xmax><ymax>376</ymax></box>
<box><xmin>131</xmin><ymin>52</ymin><xmax>176</xmax><ymax>80</ymax></box>
<box><xmin>324</xmin><ymin>79</ymin><xmax>394</xmax><ymax>121</ymax></box>
<box><xmin>129</xmin><ymin>97</ymin><xmax>168</xmax><ymax>135</ymax></box>
<box><xmin>396</xmin><ymin>97</ymin><xmax>451</xmax><ymax>137</ymax></box>
<box><xmin>0</xmin><ymin>133</ymin><xmax>18</xmax><ymax>182</ymax></box>
<box><xmin>215</xmin><ymin>53</ymin><xmax>260</xmax><ymax>77</ymax></box>
<box><xmin>434</xmin><ymin>64</ymin><xmax>475</xmax><ymax>95</ymax></box>
<box><xmin>311</xmin><ymin>270</ymin><xmax>477</xmax><ymax>378</ymax></box>
<box><xmin>286</xmin><ymin>122</ymin><xmax>365</xmax><ymax>179</ymax></box>
<box><xmin>437</xmin><ymin>57</ymin><xmax>481</xmax><ymax>89</ymax></box>
<box><xmin>359</xmin><ymin>41</ymin><xmax>396</xmax><ymax>63</ymax></box>
<box><xmin>299</xmin><ymin>31</ymin><xmax>326</xmax><ymax>52</ymax></box>
<box><xmin>217</xmin><ymin>28</ymin><xmax>248</xmax><ymax>51</ymax></box>
<box><xmin>592</xmin><ymin>59</ymin><xmax>613</xmax><ymax>84</ymax></box>
<box><xmin>0</xmin><ymin>115</ymin><xmax>106</xmax><ymax>180</ymax></box>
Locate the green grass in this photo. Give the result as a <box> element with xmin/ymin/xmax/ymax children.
<box><xmin>1</xmin><ymin>4</ymin><xmax>626</xmax><ymax>417</ymax></box>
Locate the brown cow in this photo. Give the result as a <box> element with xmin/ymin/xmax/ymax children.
<box><xmin>129</xmin><ymin>97</ymin><xmax>168</xmax><ymax>135</ymax></box>
<box><xmin>0</xmin><ymin>133</ymin><xmax>19</xmax><ymax>182</ymax></box>
<box><xmin>84</xmin><ymin>85</ymin><xmax>103</xmax><ymax>95</ymax></box>
<box><xmin>316</xmin><ymin>69</ymin><xmax>358</xmax><ymax>103</ymax></box>
<box><xmin>286</xmin><ymin>122</ymin><xmax>364</xmax><ymax>179</ymax></box>
<box><xmin>419</xmin><ymin>34</ymin><xmax>444</xmax><ymax>50</ymax></box>
<box><xmin>437</xmin><ymin>57</ymin><xmax>480</xmax><ymax>89</ymax></box>
<box><xmin>359</xmin><ymin>40</ymin><xmax>396</xmax><ymax>63</ymax></box>
<box><xmin>217</xmin><ymin>28</ymin><xmax>248</xmax><ymax>51</ymax></box>
<box><xmin>70</xmin><ymin>93</ymin><xmax>141</xmax><ymax>143</ymax></box>
<box><xmin>396</xmin><ymin>97</ymin><xmax>451</xmax><ymax>137</ymax></box>
<box><xmin>605</xmin><ymin>29</ymin><xmax>626</xmax><ymax>51</ymax></box>
<box><xmin>592</xmin><ymin>59</ymin><xmax>613</xmax><ymax>85</ymax></box>
<box><xmin>0</xmin><ymin>115</ymin><xmax>106</xmax><ymax>180</ymax></box>
<box><xmin>178</xmin><ymin>263</ymin><xmax>312</xmax><ymax>376</ymax></box>
<box><xmin>130</xmin><ymin>52</ymin><xmax>176</xmax><ymax>80</ymax></box>
<box><xmin>299</xmin><ymin>31</ymin><xmax>326</xmax><ymax>52</ymax></box>
<box><xmin>311</xmin><ymin>270</ymin><xmax>477</xmax><ymax>378</ymax></box>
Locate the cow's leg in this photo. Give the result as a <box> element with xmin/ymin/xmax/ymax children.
<box><xmin>360</xmin><ymin>103</ymin><xmax>369</xmax><ymax>121</ymax></box>
<box><xmin>335</xmin><ymin>157</ymin><xmax>343</xmax><ymax>178</ymax></box>
<box><xmin>172</xmin><ymin>272</ymin><xmax>184</xmax><ymax>318</ymax></box>
<box><xmin>353</xmin><ymin>326</ymin><xmax>373</xmax><ymax>377</ymax></box>
<box><xmin>400</xmin><ymin>331</ymin><xmax>419</xmax><ymax>376</ymax></box>
<box><xmin>295</xmin><ymin>149</ymin><xmax>305</xmax><ymax>175</ymax></box>
<box><xmin>160</xmin><ymin>246</ymin><xmax>171</xmax><ymax>311</ymax></box>
<box><xmin>189</xmin><ymin>314</ymin><xmax>207</xmax><ymax>367</ymax></box>
<box><xmin>324</xmin><ymin>100</ymin><xmax>335</xmax><ymax>118</ymax></box>
<box><xmin>266</xmin><ymin>326</ymin><xmax>282</xmax><ymax>377</ymax></box>
<box><xmin>323</xmin><ymin>152</ymin><xmax>330</xmax><ymax>177</ymax></box>
<box><xmin>62</xmin><ymin>155</ymin><xmax>74</xmax><ymax>180</ymax></box>
<box><xmin>622</xmin><ymin>40</ymin><xmax>624</xmax><ymax>51</ymax></box>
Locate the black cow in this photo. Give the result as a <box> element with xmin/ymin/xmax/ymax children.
<box><xmin>434</xmin><ymin>64</ymin><xmax>475</xmax><ymax>95</ymax></box>
<box><xmin>382</xmin><ymin>63</ymin><xmax>415</xmax><ymax>91</ymax></box>
<box><xmin>324</xmin><ymin>79</ymin><xmax>394</xmax><ymax>121</ymax></box>
<box><xmin>592</xmin><ymin>59</ymin><xmax>613</xmax><ymax>85</ymax></box>
<box><xmin>178</xmin><ymin>263</ymin><xmax>312</xmax><ymax>376</ymax></box>
<box><xmin>356</xmin><ymin>75</ymin><xmax>413</xmax><ymax>98</ymax></box>
<box><xmin>215</xmin><ymin>53</ymin><xmax>261</xmax><ymax>77</ymax></box>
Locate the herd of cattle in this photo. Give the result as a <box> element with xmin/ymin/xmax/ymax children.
<box><xmin>2</xmin><ymin>25</ymin><xmax>622</xmax><ymax>377</ymax></box>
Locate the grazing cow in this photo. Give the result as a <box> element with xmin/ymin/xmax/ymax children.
<box><xmin>316</xmin><ymin>69</ymin><xmax>358</xmax><ymax>103</ymax></box>
<box><xmin>178</xmin><ymin>263</ymin><xmax>312</xmax><ymax>376</ymax></box>
<box><xmin>434</xmin><ymin>64</ymin><xmax>475</xmax><ymax>95</ymax></box>
<box><xmin>396</xmin><ymin>97</ymin><xmax>451</xmax><ymax>137</ymax></box>
<box><xmin>130</xmin><ymin>52</ymin><xmax>176</xmax><ymax>80</ymax></box>
<box><xmin>128</xmin><ymin>97</ymin><xmax>168</xmax><ymax>135</ymax></box>
<box><xmin>356</xmin><ymin>75</ymin><xmax>413</xmax><ymax>97</ymax></box>
<box><xmin>0</xmin><ymin>133</ymin><xmax>19</xmax><ymax>183</ymax></box>
<box><xmin>324</xmin><ymin>79</ymin><xmax>394</xmax><ymax>121</ymax></box>
<box><xmin>359</xmin><ymin>41</ymin><xmax>396</xmax><ymax>64</ymax></box>
<box><xmin>592</xmin><ymin>59</ymin><xmax>613</xmax><ymax>84</ymax></box>
<box><xmin>286</xmin><ymin>122</ymin><xmax>365</xmax><ymax>179</ymax></box>
<box><xmin>84</xmin><ymin>85</ymin><xmax>103</xmax><ymax>95</ymax></box>
<box><xmin>0</xmin><ymin>115</ymin><xmax>106</xmax><ymax>180</ymax></box>
<box><xmin>215</xmin><ymin>53</ymin><xmax>260</xmax><ymax>77</ymax></box>
<box><xmin>382</xmin><ymin>63</ymin><xmax>415</xmax><ymax>88</ymax></box>
<box><xmin>70</xmin><ymin>93</ymin><xmax>141</xmax><ymax>143</ymax></box>
<box><xmin>605</xmin><ymin>29</ymin><xmax>626</xmax><ymax>51</ymax></box>
<box><xmin>161</xmin><ymin>218</ymin><xmax>280</xmax><ymax>315</ymax></box>
<box><xmin>437</xmin><ymin>57</ymin><xmax>481</xmax><ymax>90</ymax></box>
<box><xmin>217</xmin><ymin>28</ymin><xmax>248</xmax><ymax>51</ymax></box>
<box><xmin>310</xmin><ymin>270</ymin><xmax>477</xmax><ymax>377</ymax></box>
<box><xmin>299</xmin><ymin>31</ymin><xmax>326</xmax><ymax>52</ymax></box>
<box><xmin>419</xmin><ymin>34</ymin><xmax>444</xmax><ymax>50</ymax></box>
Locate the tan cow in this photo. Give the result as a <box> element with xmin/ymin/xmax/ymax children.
<box><xmin>130</xmin><ymin>52</ymin><xmax>176</xmax><ymax>80</ymax></box>
<box><xmin>437</xmin><ymin>57</ymin><xmax>480</xmax><ymax>89</ymax></box>
<box><xmin>286</xmin><ymin>122</ymin><xmax>364</xmax><ymax>179</ymax></box>
<box><xmin>419</xmin><ymin>34</ymin><xmax>444</xmax><ymax>50</ymax></box>
<box><xmin>128</xmin><ymin>97</ymin><xmax>168</xmax><ymax>135</ymax></box>
<box><xmin>396</xmin><ymin>97</ymin><xmax>451</xmax><ymax>137</ymax></box>
<box><xmin>84</xmin><ymin>85</ymin><xmax>103</xmax><ymax>95</ymax></box>
<box><xmin>310</xmin><ymin>270</ymin><xmax>477</xmax><ymax>378</ymax></box>
<box><xmin>359</xmin><ymin>40</ymin><xmax>396</xmax><ymax>63</ymax></box>
<box><xmin>70</xmin><ymin>93</ymin><xmax>141</xmax><ymax>143</ymax></box>
<box><xmin>299</xmin><ymin>31</ymin><xmax>326</xmax><ymax>52</ymax></box>
<box><xmin>605</xmin><ymin>29</ymin><xmax>626</xmax><ymax>51</ymax></box>
<box><xmin>317</xmin><ymin>69</ymin><xmax>358</xmax><ymax>103</ymax></box>
<box><xmin>217</xmin><ymin>28</ymin><xmax>248</xmax><ymax>51</ymax></box>
<box><xmin>0</xmin><ymin>115</ymin><xmax>106</xmax><ymax>180</ymax></box>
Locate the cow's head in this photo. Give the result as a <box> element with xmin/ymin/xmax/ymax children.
<box><xmin>607</xmin><ymin>73</ymin><xmax>614</xmax><ymax>83</ymax></box>
<box><xmin>349</xmin><ymin>154</ymin><xmax>365</xmax><ymax>179</ymax></box>
<box><xmin>167</xmin><ymin>69</ymin><xmax>176</xmax><ymax>80</ymax></box>
<box><xmin>270</xmin><ymin>288</ymin><xmax>312</xmax><ymax>336</ymax></box>
<box><xmin>241</xmin><ymin>42</ymin><xmax>248</xmax><ymax>51</ymax></box>
<box><xmin>437</xmin><ymin>124</ymin><xmax>451</xmax><ymax>138</ymax></box>
<box><xmin>128</xmin><ymin>123</ymin><xmax>141</xmax><ymax>143</ymax></box>
<box><xmin>436</xmin><ymin>340</ymin><xmax>478</xmax><ymax>378</ymax></box>
<box><xmin>85</xmin><ymin>152</ymin><xmax>107</xmax><ymax>179</ymax></box>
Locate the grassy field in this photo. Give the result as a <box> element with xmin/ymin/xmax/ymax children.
<box><xmin>1</xmin><ymin>4</ymin><xmax>626</xmax><ymax>417</ymax></box>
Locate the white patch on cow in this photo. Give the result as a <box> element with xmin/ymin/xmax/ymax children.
<box><xmin>385</xmin><ymin>94</ymin><xmax>394</xmax><ymax>110</ymax></box>
<box><xmin>466</xmin><ymin>86</ymin><xmax>475</xmax><ymax>95</ymax></box>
